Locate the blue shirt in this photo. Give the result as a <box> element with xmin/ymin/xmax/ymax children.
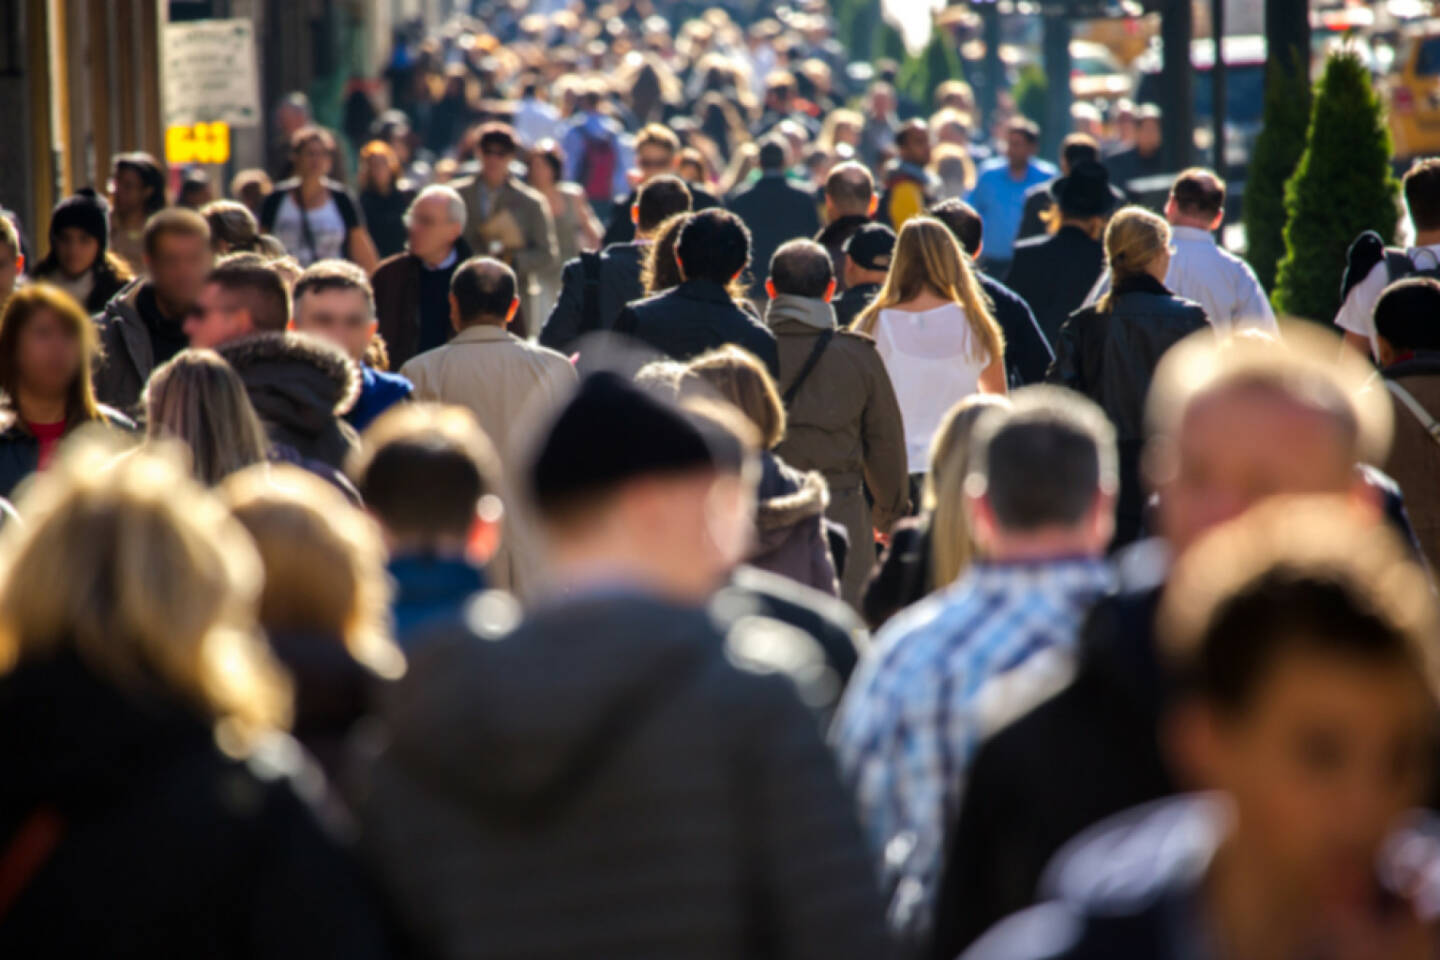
<box><xmin>388</xmin><ymin>554</ymin><xmax>488</xmax><ymax>647</ymax></box>
<box><xmin>831</xmin><ymin>556</ymin><xmax>1112</xmax><ymax>937</ymax></box>
<box><xmin>346</xmin><ymin>365</ymin><xmax>413</xmax><ymax>433</ymax></box>
<box><xmin>966</xmin><ymin>158</ymin><xmax>1058</xmax><ymax>263</ymax></box>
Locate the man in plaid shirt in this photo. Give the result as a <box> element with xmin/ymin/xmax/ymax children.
<box><xmin>831</xmin><ymin>387</ymin><xmax>1118</xmax><ymax>943</ymax></box>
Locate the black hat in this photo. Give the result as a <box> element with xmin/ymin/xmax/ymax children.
<box><xmin>844</xmin><ymin>223</ymin><xmax>896</xmax><ymax>272</ymax></box>
<box><xmin>49</xmin><ymin>191</ymin><xmax>110</xmax><ymax>253</ymax></box>
<box><xmin>529</xmin><ymin>372</ymin><xmax>746</xmax><ymax>513</ymax></box>
<box><xmin>1050</xmin><ymin>160</ymin><xmax>1115</xmax><ymax>218</ymax></box>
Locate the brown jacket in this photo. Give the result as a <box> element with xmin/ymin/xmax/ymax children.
<box><xmin>766</xmin><ymin>294</ymin><xmax>909</xmax><ymax>607</ymax></box>
<box><xmin>1378</xmin><ymin>357</ymin><xmax>1440</xmax><ymax>571</ymax></box>
<box><xmin>452</xmin><ymin>175</ymin><xmax>558</xmax><ymax>327</ymax></box>
<box><xmin>371</xmin><ymin>239</ymin><xmax>473</xmax><ymax>369</ymax></box>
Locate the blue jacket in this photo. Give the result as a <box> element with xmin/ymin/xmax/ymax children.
<box><xmin>388</xmin><ymin>554</ymin><xmax>487</xmax><ymax>646</ymax></box>
<box><xmin>345</xmin><ymin>365</ymin><xmax>413</xmax><ymax>433</ymax></box>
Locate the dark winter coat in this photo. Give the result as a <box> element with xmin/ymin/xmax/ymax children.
<box><xmin>0</xmin><ymin>405</ymin><xmax>135</xmax><ymax>499</ymax></box>
<box><xmin>861</xmin><ymin>516</ymin><xmax>934</xmax><ymax>630</ymax></box>
<box><xmin>33</xmin><ymin>261</ymin><xmax>128</xmax><ymax>315</ymax></box>
<box><xmin>93</xmin><ymin>279</ymin><xmax>173</xmax><ymax>415</ymax></box>
<box><xmin>352</xmin><ymin>591</ymin><xmax>890</xmax><ymax>960</ymax></box>
<box><xmin>815</xmin><ymin>214</ymin><xmax>874</xmax><ymax>292</ymax></box>
<box><xmin>218</xmin><ymin>332</ymin><xmax>362</xmax><ymax>471</ymax></box>
<box><xmin>1005</xmin><ymin>225</ymin><xmax>1107</xmax><ymax>346</ymax></box>
<box><xmin>728</xmin><ymin>174</ymin><xmax>823</xmax><ymax>297</ymax></box>
<box><xmin>0</xmin><ymin>652</ymin><xmax>391</xmax><ymax>959</ymax></box>
<box><xmin>978</xmin><ymin>272</ymin><xmax>1055</xmax><ymax>387</ymax></box>
<box><xmin>371</xmin><ymin>237</ymin><xmax>474</xmax><ymax>370</ymax></box>
<box><xmin>615</xmin><ymin>278</ymin><xmax>781</xmax><ymax>377</ymax></box>
<box><xmin>834</xmin><ymin>281</ymin><xmax>882</xmax><ymax>330</ymax></box>
<box><xmin>752</xmin><ymin>452</ymin><xmax>839</xmax><ymax>597</ymax></box>
<box><xmin>540</xmin><ymin>240</ymin><xmax>647</xmax><ymax>353</ymax></box>
<box><xmin>1047</xmin><ymin>275</ymin><xmax>1209</xmax><ymax>544</ymax></box>
<box><xmin>602</xmin><ymin>184</ymin><xmax>720</xmax><ymax>246</ymax></box>
<box><xmin>265</xmin><ymin>631</ymin><xmax>373</xmax><ymax>786</ymax></box>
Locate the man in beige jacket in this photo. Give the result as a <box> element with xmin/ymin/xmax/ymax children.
<box><xmin>452</xmin><ymin>123</ymin><xmax>558</xmax><ymax>337</ymax></box>
<box><xmin>401</xmin><ymin>257</ymin><xmax>576</xmax><ymax>595</ymax></box>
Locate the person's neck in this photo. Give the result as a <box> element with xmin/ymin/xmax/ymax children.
<box><xmin>549</xmin><ymin>535</ymin><xmax>715</xmax><ymax>607</ymax></box>
<box><xmin>458</xmin><ymin>318</ymin><xmax>506</xmax><ymax>333</ymax></box>
<box><xmin>386</xmin><ymin>532</ymin><xmax>471</xmax><ymax>562</ymax></box>
<box><xmin>152</xmin><ymin>288</ymin><xmax>188</xmax><ymax>322</ymax></box>
<box><xmin>298</xmin><ymin>176</ymin><xmax>326</xmax><ymax>199</ymax></box>
<box><xmin>1205</xmin><ymin>836</ymin><xmax>1314</xmax><ymax>960</ymax></box>
<box><xmin>481</xmin><ymin>172</ymin><xmax>508</xmax><ymax>191</ymax></box>
<box><xmin>16</xmin><ymin>388</ymin><xmax>67</xmax><ymax>425</ymax></box>
<box><xmin>1414</xmin><ymin>227</ymin><xmax>1440</xmax><ymax>247</ymax></box>
<box><xmin>1171</xmin><ymin>217</ymin><xmax>1214</xmax><ymax>233</ymax></box>
<box><xmin>1008</xmin><ymin>158</ymin><xmax>1029</xmax><ymax>178</ymax></box>
<box><xmin>114</xmin><ymin>208</ymin><xmax>146</xmax><ymax>230</ymax></box>
<box><xmin>985</xmin><ymin>527</ymin><xmax>1100</xmax><ymax>564</ymax></box>
<box><xmin>417</xmin><ymin>245</ymin><xmax>455</xmax><ymax>269</ymax></box>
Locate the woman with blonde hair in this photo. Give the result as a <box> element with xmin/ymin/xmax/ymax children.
<box><xmin>222</xmin><ymin>464</ymin><xmax>401</xmax><ymax>780</ymax></box>
<box><xmin>684</xmin><ymin>345</ymin><xmax>838</xmax><ymax>597</ymax></box>
<box><xmin>0</xmin><ymin>447</ymin><xmax>389</xmax><ymax>955</ymax></box>
<box><xmin>1049</xmin><ymin>205</ymin><xmax>1209</xmax><ymax>545</ymax></box>
<box><xmin>862</xmin><ymin>393</ymin><xmax>1010</xmax><ymax>628</ymax></box>
<box><xmin>0</xmin><ymin>285</ymin><xmax>132</xmax><ymax>498</ymax></box>
<box><xmin>144</xmin><ymin>349</ymin><xmax>271</xmax><ymax>485</ymax></box>
<box><xmin>854</xmin><ymin>216</ymin><xmax>1007</xmax><ymax>479</ymax></box>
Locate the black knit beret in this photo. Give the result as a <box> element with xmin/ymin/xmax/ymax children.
<box><xmin>529</xmin><ymin>371</ymin><xmax>744</xmax><ymax>512</ymax></box>
<box><xmin>49</xmin><ymin>191</ymin><xmax>111</xmax><ymax>253</ymax></box>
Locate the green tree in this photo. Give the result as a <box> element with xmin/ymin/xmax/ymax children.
<box><xmin>896</xmin><ymin>28</ymin><xmax>965</xmax><ymax>113</ymax></box>
<box><xmin>1013</xmin><ymin>64</ymin><xmax>1048</xmax><ymax>127</ymax></box>
<box><xmin>1241</xmin><ymin>52</ymin><xmax>1311</xmax><ymax>294</ymax></box>
<box><xmin>1273</xmin><ymin>52</ymin><xmax>1399</xmax><ymax>321</ymax></box>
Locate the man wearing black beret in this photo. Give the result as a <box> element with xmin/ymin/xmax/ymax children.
<box><xmin>352</xmin><ymin>371</ymin><xmax>889</xmax><ymax>959</ymax></box>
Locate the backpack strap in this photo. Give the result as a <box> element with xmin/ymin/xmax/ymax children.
<box><xmin>781</xmin><ymin>329</ymin><xmax>836</xmax><ymax>407</ymax></box>
<box><xmin>1387</xmin><ymin>380</ymin><xmax>1440</xmax><ymax>448</ymax></box>
<box><xmin>1385</xmin><ymin>249</ymin><xmax>1417</xmax><ymax>285</ymax></box>
<box><xmin>580</xmin><ymin>251</ymin><xmax>603</xmax><ymax>334</ymax></box>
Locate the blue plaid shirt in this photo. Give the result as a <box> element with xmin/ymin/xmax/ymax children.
<box><xmin>831</xmin><ymin>557</ymin><xmax>1113</xmax><ymax>936</ymax></box>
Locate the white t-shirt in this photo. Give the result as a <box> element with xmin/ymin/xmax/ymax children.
<box><xmin>872</xmin><ymin>303</ymin><xmax>989</xmax><ymax>473</ymax></box>
<box><xmin>1334</xmin><ymin>244</ymin><xmax>1440</xmax><ymax>358</ymax></box>
<box><xmin>272</xmin><ymin>192</ymin><xmax>347</xmax><ymax>267</ymax></box>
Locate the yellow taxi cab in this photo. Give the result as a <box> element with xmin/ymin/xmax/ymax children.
<box><xmin>1387</xmin><ymin>25</ymin><xmax>1440</xmax><ymax>162</ymax></box>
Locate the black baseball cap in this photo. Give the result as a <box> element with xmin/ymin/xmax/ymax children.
<box><xmin>844</xmin><ymin>223</ymin><xmax>896</xmax><ymax>272</ymax></box>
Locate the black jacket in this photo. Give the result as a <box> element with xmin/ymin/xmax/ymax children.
<box><xmin>815</xmin><ymin>214</ymin><xmax>874</xmax><ymax>292</ymax></box>
<box><xmin>1005</xmin><ymin>226</ymin><xmax>1106</xmax><ymax>346</ymax></box>
<box><xmin>93</xmin><ymin>279</ymin><xmax>182</xmax><ymax>416</ymax></box>
<box><xmin>616</xmin><ymin>279</ymin><xmax>781</xmax><ymax>377</ymax></box>
<box><xmin>1048</xmin><ymin>275</ymin><xmax>1209</xmax><ymax>542</ymax></box>
<box><xmin>728</xmin><ymin>175</ymin><xmax>823</xmax><ymax>297</ymax></box>
<box><xmin>540</xmin><ymin>240</ymin><xmax>647</xmax><ymax>353</ymax></box>
<box><xmin>217</xmin><ymin>332</ymin><xmax>362</xmax><ymax>471</ymax></box>
<box><xmin>602</xmin><ymin>184</ymin><xmax>721</xmax><ymax>245</ymax></box>
<box><xmin>353</xmin><ymin>592</ymin><xmax>889</xmax><ymax>960</ymax></box>
<box><xmin>834</xmin><ymin>282</ymin><xmax>881</xmax><ymax>330</ymax></box>
<box><xmin>0</xmin><ymin>406</ymin><xmax>134</xmax><ymax>499</ymax></box>
<box><xmin>978</xmin><ymin>272</ymin><xmax>1054</xmax><ymax>387</ymax></box>
<box><xmin>0</xmin><ymin>653</ymin><xmax>390</xmax><ymax>959</ymax></box>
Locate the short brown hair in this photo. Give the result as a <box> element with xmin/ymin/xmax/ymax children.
<box><xmin>683</xmin><ymin>345</ymin><xmax>786</xmax><ymax>450</ymax></box>
<box><xmin>1170</xmin><ymin>168</ymin><xmax>1226</xmax><ymax>219</ymax></box>
<box><xmin>207</xmin><ymin>259</ymin><xmax>290</xmax><ymax>332</ymax></box>
<box><xmin>1405</xmin><ymin>158</ymin><xmax>1440</xmax><ymax>232</ymax></box>
<box><xmin>1161</xmin><ymin>497</ymin><xmax>1440</xmax><ymax>714</ymax></box>
<box><xmin>144</xmin><ymin>208</ymin><xmax>210</xmax><ymax>259</ymax></box>
<box><xmin>293</xmin><ymin>260</ymin><xmax>375</xmax><ymax>320</ymax></box>
<box><xmin>0</xmin><ymin>285</ymin><xmax>103</xmax><ymax>427</ymax></box>
<box><xmin>635</xmin><ymin>123</ymin><xmax>680</xmax><ymax>155</ymax></box>
<box><xmin>825</xmin><ymin>161</ymin><xmax>875</xmax><ymax>215</ymax></box>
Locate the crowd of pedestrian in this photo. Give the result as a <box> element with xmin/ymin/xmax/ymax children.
<box><xmin>6</xmin><ymin>1</ymin><xmax>1440</xmax><ymax>958</ymax></box>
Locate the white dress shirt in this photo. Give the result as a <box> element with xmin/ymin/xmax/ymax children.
<box><xmin>1085</xmin><ymin>225</ymin><xmax>1278</xmax><ymax>335</ymax></box>
<box><xmin>1334</xmin><ymin>243</ymin><xmax>1440</xmax><ymax>358</ymax></box>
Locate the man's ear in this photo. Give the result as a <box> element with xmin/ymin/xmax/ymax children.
<box><xmin>764</xmin><ymin>278</ymin><xmax>777</xmax><ymax>300</ymax></box>
<box><xmin>467</xmin><ymin>508</ymin><xmax>503</xmax><ymax>566</ymax></box>
<box><xmin>14</xmin><ymin>254</ymin><xmax>24</xmax><ymax>274</ymax></box>
<box><xmin>1207</xmin><ymin>209</ymin><xmax>1224</xmax><ymax>233</ymax></box>
<box><xmin>449</xmin><ymin>293</ymin><xmax>462</xmax><ymax>332</ymax></box>
<box><xmin>867</xmin><ymin>194</ymin><xmax>879</xmax><ymax>217</ymax></box>
<box><xmin>631</xmin><ymin>204</ymin><xmax>640</xmax><ymax>225</ymax></box>
<box><xmin>504</xmin><ymin>296</ymin><xmax>520</xmax><ymax>327</ymax></box>
<box><xmin>972</xmin><ymin>240</ymin><xmax>983</xmax><ymax>263</ymax></box>
<box><xmin>824</xmin><ymin>279</ymin><xmax>836</xmax><ymax>303</ymax></box>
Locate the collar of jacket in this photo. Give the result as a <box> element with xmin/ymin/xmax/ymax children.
<box><xmin>451</xmin><ymin>323</ymin><xmax>514</xmax><ymax>344</ymax></box>
<box><xmin>675</xmin><ymin>278</ymin><xmax>736</xmax><ymax>305</ymax></box>
<box><xmin>766</xmin><ymin>293</ymin><xmax>835</xmax><ymax>331</ymax></box>
<box><xmin>1384</xmin><ymin>350</ymin><xmax>1440</xmax><ymax>379</ymax></box>
<box><xmin>1112</xmin><ymin>272</ymin><xmax>1173</xmax><ymax>299</ymax></box>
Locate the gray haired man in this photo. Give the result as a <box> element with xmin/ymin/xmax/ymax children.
<box><xmin>372</xmin><ymin>184</ymin><xmax>472</xmax><ymax>368</ymax></box>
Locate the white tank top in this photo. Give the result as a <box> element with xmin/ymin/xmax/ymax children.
<box><xmin>873</xmin><ymin>303</ymin><xmax>989</xmax><ymax>474</ymax></box>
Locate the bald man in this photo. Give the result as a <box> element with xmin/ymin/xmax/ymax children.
<box><xmin>1084</xmin><ymin>168</ymin><xmax>1277</xmax><ymax>335</ymax></box>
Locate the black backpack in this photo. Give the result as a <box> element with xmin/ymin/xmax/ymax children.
<box><xmin>1342</xmin><ymin>230</ymin><xmax>1440</xmax><ymax>304</ymax></box>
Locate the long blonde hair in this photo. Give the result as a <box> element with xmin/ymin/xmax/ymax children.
<box><xmin>145</xmin><ymin>349</ymin><xmax>271</xmax><ymax>486</ymax></box>
<box><xmin>853</xmin><ymin>217</ymin><xmax>1005</xmax><ymax>366</ymax></box>
<box><xmin>1098</xmin><ymin>206</ymin><xmax>1171</xmax><ymax>314</ymax></box>
<box><xmin>0</xmin><ymin>442</ymin><xmax>291</xmax><ymax>743</ymax></box>
<box><xmin>926</xmin><ymin>393</ymin><xmax>1011</xmax><ymax>590</ymax></box>
<box><xmin>221</xmin><ymin>464</ymin><xmax>404</xmax><ymax>682</ymax></box>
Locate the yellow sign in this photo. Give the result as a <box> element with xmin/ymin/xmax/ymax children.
<box><xmin>166</xmin><ymin>121</ymin><xmax>231</xmax><ymax>165</ymax></box>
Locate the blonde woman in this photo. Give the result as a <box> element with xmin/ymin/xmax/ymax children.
<box><xmin>145</xmin><ymin>349</ymin><xmax>271</xmax><ymax>485</ymax></box>
<box><xmin>222</xmin><ymin>464</ymin><xmax>401</xmax><ymax>781</ymax></box>
<box><xmin>1048</xmin><ymin>205</ymin><xmax>1209</xmax><ymax>545</ymax></box>
<box><xmin>0</xmin><ymin>447</ymin><xmax>389</xmax><ymax>955</ymax></box>
<box><xmin>853</xmin><ymin>216</ymin><xmax>1007</xmax><ymax>478</ymax></box>
<box><xmin>862</xmin><ymin>393</ymin><xmax>1010</xmax><ymax>628</ymax></box>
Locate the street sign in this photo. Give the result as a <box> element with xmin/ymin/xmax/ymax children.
<box><xmin>166</xmin><ymin>121</ymin><xmax>232</xmax><ymax>165</ymax></box>
<box><xmin>162</xmin><ymin>18</ymin><xmax>260</xmax><ymax>129</ymax></box>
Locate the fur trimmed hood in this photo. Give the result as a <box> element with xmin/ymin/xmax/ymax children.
<box><xmin>218</xmin><ymin>331</ymin><xmax>361</xmax><ymax>420</ymax></box>
<box><xmin>756</xmin><ymin>453</ymin><xmax>829</xmax><ymax>541</ymax></box>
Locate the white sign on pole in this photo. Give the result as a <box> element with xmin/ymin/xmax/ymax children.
<box><xmin>162</xmin><ymin>19</ymin><xmax>261</xmax><ymax>129</ymax></box>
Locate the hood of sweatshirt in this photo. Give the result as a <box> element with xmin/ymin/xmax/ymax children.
<box><xmin>754</xmin><ymin>452</ymin><xmax>829</xmax><ymax>554</ymax></box>
<box><xmin>766</xmin><ymin>292</ymin><xmax>836</xmax><ymax>331</ymax></box>
<box><xmin>218</xmin><ymin>332</ymin><xmax>361</xmax><ymax>437</ymax></box>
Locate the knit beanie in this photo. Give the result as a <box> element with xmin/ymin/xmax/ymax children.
<box><xmin>49</xmin><ymin>191</ymin><xmax>111</xmax><ymax>254</ymax></box>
